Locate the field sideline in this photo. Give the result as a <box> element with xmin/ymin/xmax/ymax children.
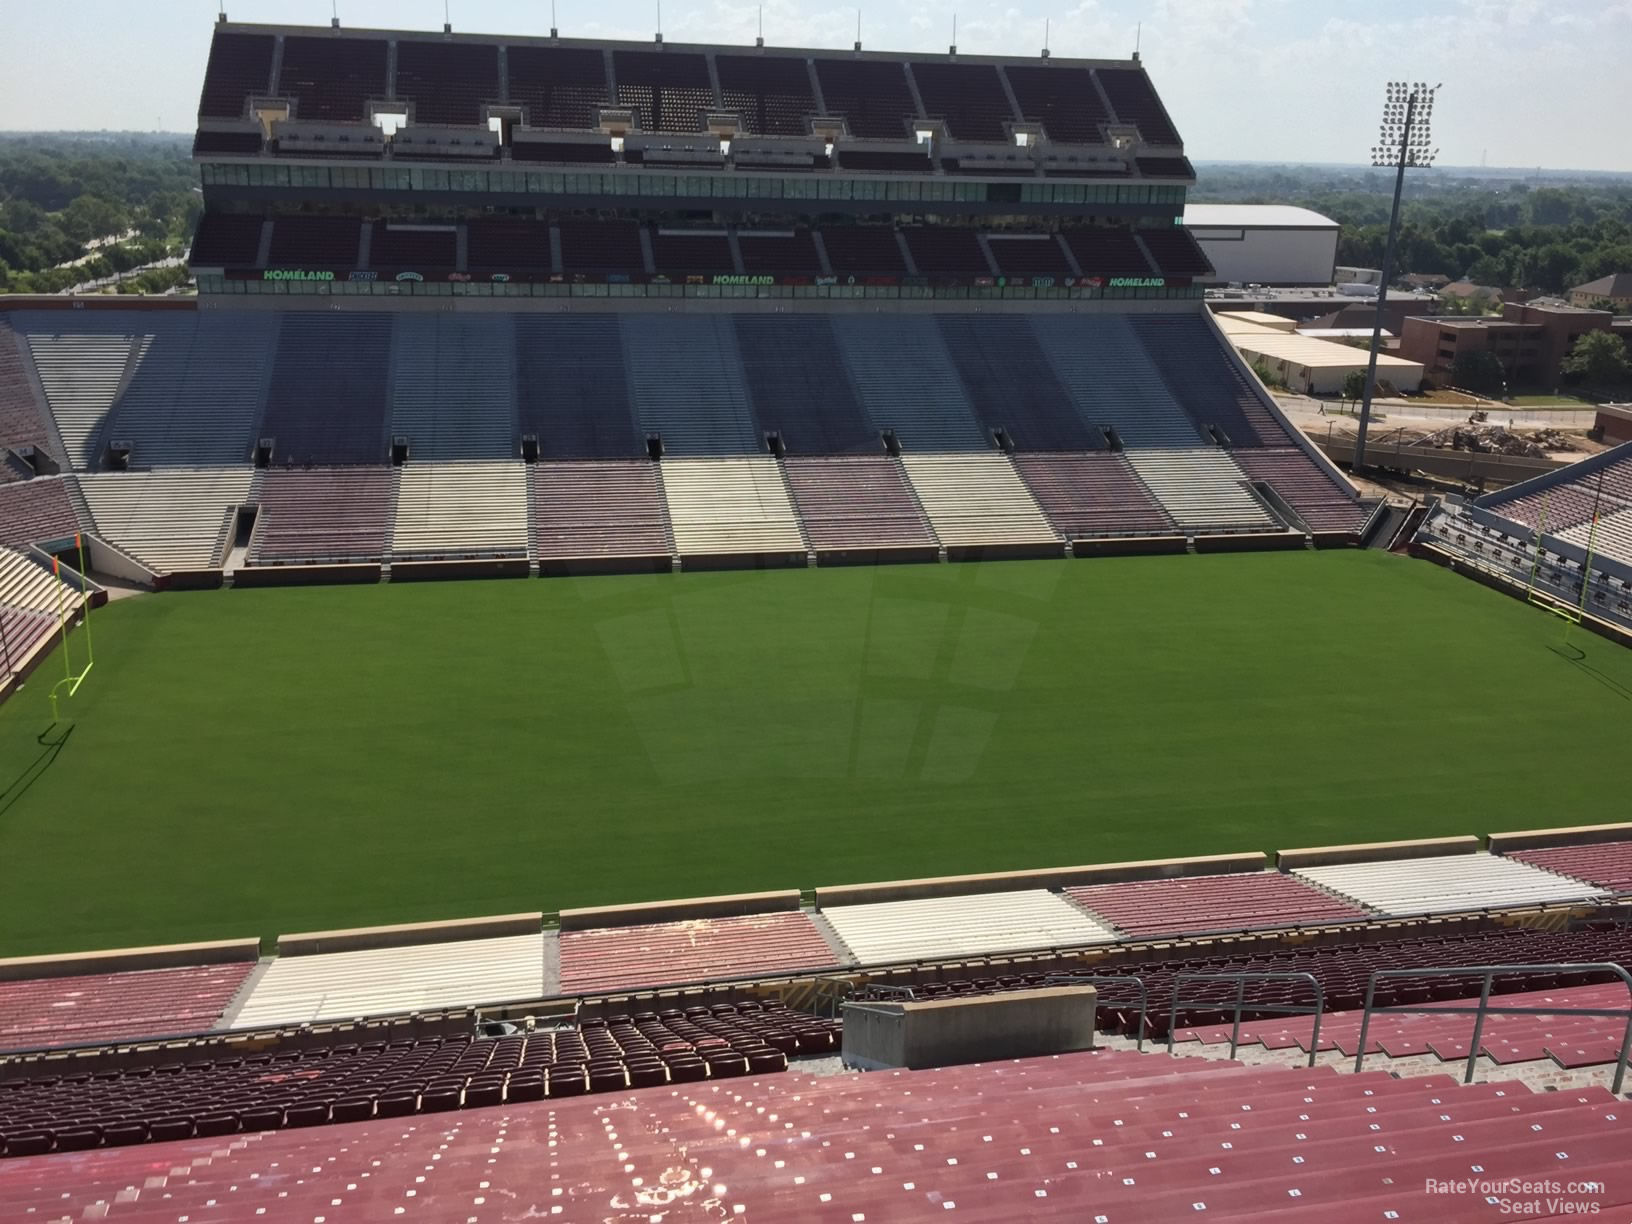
<box><xmin>1</xmin><ymin>550</ymin><xmax>1629</xmax><ymax>958</ymax></box>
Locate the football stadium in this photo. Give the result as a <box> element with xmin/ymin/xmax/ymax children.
<box><xmin>2</xmin><ymin>17</ymin><xmax>1632</xmax><ymax>1221</ymax></box>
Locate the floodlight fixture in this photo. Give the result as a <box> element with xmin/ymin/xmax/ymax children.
<box><xmin>1353</xmin><ymin>82</ymin><xmax>1442</xmax><ymax>472</ymax></box>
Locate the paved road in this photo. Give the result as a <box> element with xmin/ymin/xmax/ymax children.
<box><xmin>1275</xmin><ymin>394</ymin><xmax>1597</xmax><ymax>432</ymax></box>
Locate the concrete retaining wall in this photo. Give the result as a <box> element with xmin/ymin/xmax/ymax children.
<box><xmin>232</xmin><ymin>562</ymin><xmax>382</xmax><ymax>587</ymax></box>
<box><xmin>390</xmin><ymin>558</ymin><xmax>529</xmax><ymax>582</ymax></box>
<box><xmin>0</xmin><ymin>939</ymin><xmax>260</xmax><ymax>983</ymax></box>
<box><xmin>538</xmin><ymin>554</ymin><xmax>671</xmax><ymax>578</ymax></box>
<box><xmin>275</xmin><ymin>912</ymin><xmax>543</xmax><ymax>956</ymax></box>
<box><xmin>1193</xmin><ymin>531</ymin><xmax>1306</xmax><ymax>554</ymax></box>
<box><xmin>842</xmin><ymin>985</ymin><xmax>1097</xmax><ymax>1070</ymax></box>
<box><xmin>1488</xmin><ymin>823</ymin><xmax>1632</xmax><ymax>853</ymax></box>
<box><xmin>558</xmin><ymin>890</ymin><xmax>801</xmax><ymax>931</ymax></box>
<box><xmin>1071</xmin><ymin>535</ymin><xmax>1188</xmax><ymax>558</ymax></box>
<box><xmin>1277</xmin><ymin>836</ymin><xmax>1480</xmax><ymax>871</ymax></box>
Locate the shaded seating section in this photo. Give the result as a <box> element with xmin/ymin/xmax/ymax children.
<box><xmin>985</xmin><ymin>234</ymin><xmax>1071</xmax><ymax>282</ymax></box>
<box><xmin>277</xmin><ymin>35</ymin><xmax>388</xmax><ymax>123</ymax></box>
<box><xmin>506</xmin><ymin>45</ymin><xmax>609</xmax><ymax>130</ymax></box>
<box><xmin>937</xmin><ymin>315</ymin><xmax>1101</xmax><ymax>451</ymax></box>
<box><xmin>830</xmin><ymin>315</ymin><xmax>989</xmax><ymax>451</ymax></box>
<box><xmin>817</xmin><ymin>226</ymin><xmax>907</xmax><ymax>277</ymax></box>
<box><xmin>187</xmin><ymin>213</ymin><xmax>264</xmax><ymax>267</ymax></box>
<box><xmin>900</xmin><ymin>226</ymin><xmax>990</xmax><ymax>278</ymax></box>
<box><xmin>1138</xmin><ymin>225</ymin><xmax>1211</xmax><ymax>277</ymax></box>
<box><xmin>388</xmin><ymin>314</ymin><xmax>516</xmax><ymax>461</ymax></box>
<box><xmin>659</xmin><ymin>457</ymin><xmax>806</xmax><ymax>557</ymax></box>
<box><xmin>265</xmin><ymin>215</ymin><xmax>362</xmax><ymax>269</ymax></box>
<box><xmin>511</xmin><ymin>137</ymin><xmax>616</xmax><ymax>164</ymax></box>
<box><xmin>390</xmin><ymin>461</ymin><xmax>528</xmax><ymax>559</ymax></box>
<box><xmin>1126</xmin><ymin>449</ymin><xmax>1277</xmax><ymax>532</ymax></box>
<box><xmin>231</xmin><ymin>934</ymin><xmax>545</xmax><ymax>1030</ymax></box>
<box><xmin>19</xmin><ymin>319</ymin><xmax>139</xmax><ymax>470</ymax></box>
<box><xmin>1068</xmin><ymin>870</ymin><xmax>1372</xmax><ymax>937</ymax></box>
<box><xmin>834</xmin><ymin>147</ymin><xmax>933</xmax><ymax>173</ymax></box>
<box><xmin>613</xmin><ymin>49</ymin><xmax>715</xmax><ymax>132</ymax></box>
<box><xmin>1293</xmin><ymin>853</ymin><xmax>1610</xmax><ymax>918</ymax></box>
<box><xmin>734</xmin><ymin>229</ymin><xmax>819</xmax><ymax>277</ymax></box>
<box><xmin>261</xmin><ymin>312</ymin><xmax>391</xmax><ymax>464</ymax></box>
<box><xmin>0</xmin><ymin>1004</ymin><xmax>839</xmax><ymax>1162</ymax></box>
<box><xmin>393</xmin><ymin>39</ymin><xmax>498</xmax><ymax>126</ymax></box>
<box><xmin>1097</xmin><ymin>66</ymin><xmax>1181</xmax><ymax>143</ymax></box>
<box><xmin>196</xmin><ymin>30</ymin><xmax>275</xmax><ymax>118</ymax></box>
<box><xmin>1013</xmin><ymin>452</ymin><xmax>1176</xmax><ymax>537</ymax></box>
<box><xmin>715</xmin><ymin>54</ymin><xmax>816</xmax><ymax>135</ymax></box>
<box><xmin>1231</xmin><ymin>446</ymin><xmax>1367</xmax><ymax>533</ymax></box>
<box><xmin>249</xmin><ymin>467</ymin><xmax>392</xmax><ymax>564</ymax></box>
<box><xmin>559</xmin><ymin>912</ymin><xmax>839</xmax><ymax>994</ymax></box>
<box><xmin>910</xmin><ymin>61</ymin><xmax>1014</xmax><ymax>142</ymax></box>
<box><xmin>370</xmin><ymin>224</ymin><xmax>456</xmax><ymax>271</ymax></box>
<box><xmin>0</xmin><ymin>962</ymin><xmax>251</xmax><ymax>1052</ymax></box>
<box><xmin>732</xmin><ymin>315</ymin><xmax>874</xmax><ymax>453</ymax></box>
<box><xmin>102</xmin><ymin>312</ymin><xmax>278</xmax><ymax>467</ymax></box>
<box><xmin>1180</xmin><ymin>980</ymin><xmax>1632</xmax><ymax>1069</ymax></box>
<box><xmin>1136</xmin><ymin>154</ymin><xmax>1196</xmax><ymax>179</ymax></box>
<box><xmin>622</xmin><ymin>314</ymin><xmax>759</xmax><ymax>454</ymax></box>
<box><xmin>783</xmin><ymin>455</ymin><xmax>938</xmax><ymax>552</ymax></box>
<box><xmin>1074</xmin><ymin>921</ymin><xmax>1632</xmax><ymax>1040</ymax></box>
<box><xmin>532</xmin><ymin>460</ymin><xmax>671</xmax><ymax>560</ymax></box>
<box><xmin>1030</xmin><ymin>313</ymin><xmax>1204</xmax><ymax>447</ymax></box>
<box><xmin>557</xmin><ymin>219</ymin><xmax>643</xmax><ymax>276</ymax></box>
<box><xmin>1128</xmin><ymin>313</ymin><xmax>1285</xmax><ymax>446</ymax></box>
<box><xmin>1005</xmin><ymin>63</ymin><xmax>1110</xmax><ymax>144</ymax></box>
<box><xmin>192</xmin><ymin>129</ymin><xmax>265</xmax><ymax>156</ymax></box>
<box><xmin>514</xmin><ymin>314</ymin><xmax>642</xmax><ymax>457</ymax></box>
<box><xmin>822</xmin><ymin>889</ymin><xmax>1116</xmax><ymax>963</ymax></box>
<box><xmin>1061</xmin><ymin>228</ymin><xmax>1155</xmax><ymax>278</ymax></box>
<box><xmin>465</xmin><ymin>218</ymin><xmax>552</xmax><ymax>275</ymax></box>
<box><xmin>0</xmin><ymin>321</ymin><xmax>60</xmax><ymax>474</ymax></box>
<box><xmin>77</xmin><ymin>468</ymin><xmax>253</xmax><ymax>573</ymax></box>
<box><xmin>1505</xmin><ymin>842</ymin><xmax>1632</xmax><ymax>894</ymax></box>
<box><xmin>7</xmin><ymin>1047</ymin><xmax>1629</xmax><ymax>1216</ymax></box>
<box><xmin>649</xmin><ymin>229</ymin><xmax>734</xmax><ymax>276</ymax></box>
<box><xmin>0</xmin><ymin>479</ymin><xmax>80</xmax><ymax>548</ymax></box>
<box><xmin>901</xmin><ymin>452</ymin><xmax>1059</xmax><ymax>547</ymax></box>
<box><xmin>812</xmin><ymin>58</ymin><xmax>918</xmax><ymax>139</ymax></box>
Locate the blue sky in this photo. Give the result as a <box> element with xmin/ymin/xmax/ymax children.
<box><xmin>3</xmin><ymin>0</ymin><xmax>1628</xmax><ymax>170</ymax></box>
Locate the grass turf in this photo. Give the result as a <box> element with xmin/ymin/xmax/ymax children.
<box><xmin>2</xmin><ymin>550</ymin><xmax>1630</xmax><ymax>957</ymax></box>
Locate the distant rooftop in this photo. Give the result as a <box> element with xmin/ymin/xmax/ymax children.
<box><xmin>1183</xmin><ymin>204</ymin><xmax>1338</xmax><ymax>230</ymax></box>
<box><xmin>1572</xmin><ymin>272</ymin><xmax>1632</xmax><ymax>298</ymax></box>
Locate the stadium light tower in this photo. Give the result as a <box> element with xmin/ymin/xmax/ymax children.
<box><xmin>1353</xmin><ymin>81</ymin><xmax>1439</xmax><ymax>473</ymax></box>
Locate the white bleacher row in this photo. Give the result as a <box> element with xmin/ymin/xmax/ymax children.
<box><xmin>23</xmin><ymin>330</ymin><xmax>138</xmax><ymax>470</ymax></box>
<box><xmin>821</xmin><ymin>889</ymin><xmax>1119</xmax><ymax>964</ymax></box>
<box><xmin>390</xmin><ymin>461</ymin><xmax>529</xmax><ymax>558</ymax></box>
<box><xmin>1292</xmin><ymin>853</ymin><xmax>1609</xmax><ymax>918</ymax></box>
<box><xmin>77</xmin><ymin>468</ymin><xmax>255</xmax><ymax>573</ymax></box>
<box><xmin>1127</xmin><ymin>448</ymin><xmax>1278</xmax><ymax>531</ymax></box>
<box><xmin>227</xmin><ymin>934</ymin><xmax>547</xmax><ymax>1029</ymax></box>
<box><xmin>1559</xmin><ymin>506</ymin><xmax>1632</xmax><ymax>569</ymax></box>
<box><xmin>389</xmin><ymin>315</ymin><xmax>518</xmax><ymax>462</ymax></box>
<box><xmin>900</xmin><ymin>453</ymin><xmax>1060</xmax><ymax>546</ymax></box>
<box><xmin>659</xmin><ymin>456</ymin><xmax>807</xmax><ymax>556</ymax></box>
<box><xmin>0</xmin><ymin>546</ymin><xmax>80</xmax><ymax>616</ymax></box>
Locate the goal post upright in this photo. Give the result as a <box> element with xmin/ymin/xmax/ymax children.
<box><xmin>46</xmin><ymin>533</ymin><xmax>95</xmax><ymax>723</ymax></box>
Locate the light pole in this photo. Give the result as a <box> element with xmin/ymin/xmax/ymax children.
<box><xmin>1354</xmin><ymin>81</ymin><xmax>1439</xmax><ymax>473</ymax></box>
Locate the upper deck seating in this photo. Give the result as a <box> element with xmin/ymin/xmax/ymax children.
<box><xmin>197</xmin><ymin>31</ymin><xmax>275</xmax><ymax>119</ymax></box>
<box><xmin>370</xmin><ymin>225</ymin><xmax>456</xmax><ymax>271</ymax></box>
<box><xmin>818</xmin><ymin>226</ymin><xmax>907</xmax><ymax>277</ymax></box>
<box><xmin>505</xmin><ymin>45</ymin><xmax>609</xmax><ymax>130</ymax></box>
<box><xmin>558</xmin><ymin>219</ymin><xmax>644</xmax><ymax>276</ymax></box>
<box><xmin>910</xmin><ymin>61</ymin><xmax>1015</xmax><ymax>143</ymax></box>
<box><xmin>900</xmin><ymin>227</ymin><xmax>991</xmax><ymax>277</ymax></box>
<box><xmin>650</xmin><ymin>230</ymin><xmax>734</xmax><ymax>276</ymax></box>
<box><xmin>266</xmin><ymin>215</ymin><xmax>362</xmax><ymax>269</ymax></box>
<box><xmin>735</xmin><ymin>230</ymin><xmax>820</xmax><ymax>277</ymax></box>
<box><xmin>188</xmin><ymin>213</ymin><xmax>264</xmax><ymax>267</ymax></box>
<box><xmin>715</xmin><ymin>54</ymin><xmax>817</xmax><ymax>136</ymax></box>
<box><xmin>612</xmin><ymin>50</ymin><xmax>715</xmax><ymax>132</ymax></box>
<box><xmin>812</xmin><ymin>58</ymin><xmax>918</xmax><ymax>139</ymax></box>
<box><xmin>466</xmin><ymin>219</ymin><xmax>553</xmax><ymax>274</ymax></box>
<box><xmin>1062</xmin><ymin>229</ymin><xmax>1156</xmax><ymax>278</ymax></box>
<box><xmin>394</xmin><ymin>39</ymin><xmax>499</xmax><ymax>126</ymax></box>
<box><xmin>1097</xmin><ymin>66</ymin><xmax>1180</xmax><ymax>143</ymax></box>
<box><xmin>1004</xmin><ymin>63</ymin><xmax>1110</xmax><ymax>144</ymax></box>
<box><xmin>1138</xmin><ymin>226</ymin><xmax>1211</xmax><ymax>277</ymax></box>
<box><xmin>985</xmin><ymin>234</ymin><xmax>1072</xmax><ymax>281</ymax></box>
<box><xmin>277</xmin><ymin>35</ymin><xmax>388</xmax><ymax>123</ymax></box>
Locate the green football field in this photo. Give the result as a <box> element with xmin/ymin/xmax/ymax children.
<box><xmin>2</xmin><ymin>550</ymin><xmax>1629</xmax><ymax>958</ymax></box>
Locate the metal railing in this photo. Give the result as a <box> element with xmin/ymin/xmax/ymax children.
<box><xmin>1166</xmin><ymin>972</ymin><xmax>1325</xmax><ymax>1068</ymax></box>
<box><xmin>1043</xmin><ymin>975</ymin><xmax>1151</xmax><ymax>1051</ymax></box>
<box><xmin>1353</xmin><ymin>963</ymin><xmax>1632</xmax><ymax>1095</ymax></box>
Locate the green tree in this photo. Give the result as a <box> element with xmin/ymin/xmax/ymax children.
<box><xmin>1341</xmin><ymin>369</ymin><xmax>1367</xmax><ymax>403</ymax></box>
<box><xmin>1450</xmin><ymin>350</ymin><xmax>1506</xmax><ymax>397</ymax></box>
<box><xmin>1561</xmin><ymin>331</ymin><xmax>1632</xmax><ymax>384</ymax></box>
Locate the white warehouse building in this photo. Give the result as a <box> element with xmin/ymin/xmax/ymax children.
<box><xmin>1182</xmin><ymin>204</ymin><xmax>1340</xmax><ymax>287</ymax></box>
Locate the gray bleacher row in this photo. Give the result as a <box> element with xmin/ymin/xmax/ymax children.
<box><xmin>6</xmin><ymin>309</ymin><xmax>1297</xmax><ymax>472</ymax></box>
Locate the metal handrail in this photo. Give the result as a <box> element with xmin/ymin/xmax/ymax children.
<box><xmin>1043</xmin><ymin>975</ymin><xmax>1151</xmax><ymax>1051</ymax></box>
<box><xmin>1167</xmin><ymin>972</ymin><xmax>1325</xmax><ymax>1069</ymax></box>
<box><xmin>1353</xmin><ymin>962</ymin><xmax>1632</xmax><ymax>1095</ymax></box>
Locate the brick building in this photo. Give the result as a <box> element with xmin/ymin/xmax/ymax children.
<box><xmin>1399</xmin><ymin>300</ymin><xmax>1632</xmax><ymax>389</ymax></box>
